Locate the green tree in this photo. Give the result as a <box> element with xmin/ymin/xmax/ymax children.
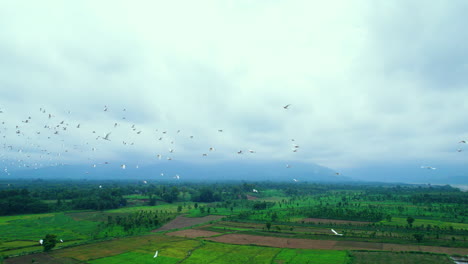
<box><xmin>413</xmin><ymin>233</ymin><xmax>424</xmax><ymax>243</ymax></box>
<box><xmin>266</xmin><ymin>222</ymin><xmax>271</xmax><ymax>231</ymax></box>
<box><xmin>385</xmin><ymin>214</ymin><xmax>392</xmax><ymax>222</ymax></box>
<box><xmin>407</xmin><ymin>216</ymin><xmax>415</xmax><ymax>227</ymax></box>
<box><xmin>271</xmin><ymin>212</ymin><xmax>278</xmax><ymax>222</ymax></box>
<box><xmin>42</xmin><ymin>234</ymin><xmax>57</xmax><ymax>252</ymax></box>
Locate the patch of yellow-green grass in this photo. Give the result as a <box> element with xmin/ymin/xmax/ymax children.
<box><xmin>0</xmin><ymin>213</ymin><xmax>55</xmax><ymax>225</ymax></box>
<box><xmin>0</xmin><ymin>240</ymin><xmax>37</xmax><ymax>249</ymax></box>
<box><xmin>1</xmin><ymin>245</ymin><xmax>43</xmax><ymax>256</ymax></box>
<box><xmin>50</xmin><ymin>234</ymin><xmax>197</xmax><ymax>262</ymax></box>
<box><xmin>183</xmin><ymin>241</ymin><xmax>281</xmax><ymax>264</ymax></box>
<box><xmin>381</xmin><ymin>217</ymin><xmax>468</xmax><ymax>229</ymax></box>
<box><xmin>273</xmin><ymin>249</ymin><xmax>349</xmax><ymax>264</ymax></box>
<box><xmin>351</xmin><ymin>251</ymin><xmax>454</xmax><ymax>264</ymax></box>
<box><xmin>88</xmin><ymin>251</ymin><xmax>180</xmax><ymax>264</ymax></box>
<box><xmin>1</xmin><ymin>213</ymin><xmax>98</xmax><ymax>242</ymax></box>
<box><xmin>132</xmin><ymin>239</ymin><xmax>201</xmax><ymax>259</ymax></box>
<box><xmin>123</xmin><ymin>194</ymin><xmax>149</xmax><ymax>199</ymax></box>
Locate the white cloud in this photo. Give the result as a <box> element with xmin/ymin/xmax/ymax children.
<box><xmin>1</xmin><ymin>0</ymin><xmax>467</xmax><ymax>174</ymax></box>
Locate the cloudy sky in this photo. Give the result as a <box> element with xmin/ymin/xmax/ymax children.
<box><xmin>1</xmin><ymin>1</ymin><xmax>467</xmax><ymax>179</ymax></box>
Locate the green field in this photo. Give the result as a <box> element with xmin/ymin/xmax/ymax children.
<box><xmin>350</xmin><ymin>251</ymin><xmax>454</xmax><ymax>264</ymax></box>
<box><xmin>1</xmin><ymin>181</ymin><xmax>467</xmax><ymax>263</ymax></box>
<box><xmin>274</xmin><ymin>249</ymin><xmax>349</xmax><ymax>264</ymax></box>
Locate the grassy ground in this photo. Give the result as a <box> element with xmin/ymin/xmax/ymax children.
<box><xmin>48</xmin><ymin>236</ymin><xmax>350</xmax><ymax>264</ymax></box>
<box><xmin>381</xmin><ymin>217</ymin><xmax>468</xmax><ymax>229</ymax></box>
<box><xmin>0</xmin><ymin>212</ymin><xmax>97</xmax><ymax>242</ymax></box>
<box><xmin>273</xmin><ymin>249</ymin><xmax>349</xmax><ymax>264</ymax></box>
<box><xmin>350</xmin><ymin>251</ymin><xmax>454</xmax><ymax>264</ymax></box>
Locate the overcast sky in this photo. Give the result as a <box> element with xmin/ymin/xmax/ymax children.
<box><xmin>0</xmin><ymin>1</ymin><xmax>467</xmax><ymax>174</ymax></box>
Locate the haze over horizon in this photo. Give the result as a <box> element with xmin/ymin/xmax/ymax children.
<box><xmin>1</xmin><ymin>1</ymin><xmax>467</xmax><ymax>183</ymax></box>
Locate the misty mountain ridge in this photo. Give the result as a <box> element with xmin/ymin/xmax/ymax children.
<box><xmin>8</xmin><ymin>160</ymin><xmax>350</xmax><ymax>183</ymax></box>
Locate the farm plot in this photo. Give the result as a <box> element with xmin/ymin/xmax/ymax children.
<box><xmin>350</xmin><ymin>251</ymin><xmax>455</xmax><ymax>264</ymax></box>
<box><xmin>206</xmin><ymin>234</ymin><xmax>468</xmax><ymax>255</ymax></box>
<box><xmin>50</xmin><ymin>234</ymin><xmax>198</xmax><ymax>261</ymax></box>
<box><xmin>4</xmin><ymin>253</ymin><xmax>81</xmax><ymax>264</ymax></box>
<box><xmin>182</xmin><ymin>242</ymin><xmax>281</xmax><ymax>264</ymax></box>
<box><xmin>273</xmin><ymin>248</ymin><xmax>349</xmax><ymax>264</ymax></box>
<box><xmin>154</xmin><ymin>215</ymin><xmax>225</xmax><ymax>232</ymax></box>
<box><xmin>89</xmin><ymin>251</ymin><xmax>180</xmax><ymax>264</ymax></box>
<box><xmin>302</xmin><ymin>218</ymin><xmax>372</xmax><ymax>225</ymax></box>
<box><xmin>166</xmin><ymin>229</ymin><xmax>221</xmax><ymax>238</ymax></box>
<box><xmin>0</xmin><ymin>213</ymin><xmax>98</xmax><ymax>241</ymax></box>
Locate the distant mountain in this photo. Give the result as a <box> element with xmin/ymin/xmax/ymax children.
<box><xmin>8</xmin><ymin>160</ymin><xmax>352</xmax><ymax>183</ymax></box>
<box><xmin>344</xmin><ymin>163</ymin><xmax>468</xmax><ymax>184</ymax></box>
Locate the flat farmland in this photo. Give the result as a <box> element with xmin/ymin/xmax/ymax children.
<box><xmin>206</xmin><ymin>233</ymin><xmax>468</xmax><ymax>255</ymax></box>
<box><xmin>302</xmin><ymin>218</ymin><xmax>372</xmax><ymax>225</ymax></box>
<box><xmin>166</xmin><ymin>229</ymin><xmax>222</xmax><ymax>238</ymax></box>
<box><xmin>351</xmin><ymin>251</ymin><xmax>455</xmax><ymax>264</ymax></box>
<box><xmin>153</xmin><ymin>215</ymin><xmax>225</xmax><ymax>232</ymax></box>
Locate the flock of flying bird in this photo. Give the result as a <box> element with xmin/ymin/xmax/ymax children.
<box><xmin>1</xmin><ymin>103</ymin><xmax>465</xmax><ymax>184</ymax></box>
<box><xmin>1</xmin><ymin>103</ymin><xmax>466</xmax><ymax>184</ymax></box>
<box><xmin>0</xmin><ymin>104</ymin><xmax>306</xmax><ymax>184</ymax></box>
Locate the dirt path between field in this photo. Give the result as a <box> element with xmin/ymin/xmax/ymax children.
<box><xmin>206</xmin><ymin>234</ymin><xmax>468</xmax><ymax>255</ymax></box>
<box><xmin>153</xmin><ymin>215</ymin><xmax>225</xmax><ymax>232</ymax></box>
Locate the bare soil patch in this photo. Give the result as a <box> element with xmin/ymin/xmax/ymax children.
<box><xmin>153</xmin><ymin>215</ymin><xmax>225</xmax><ymax>232</ymax></box>
<box><xmin>206</xmin><ymin>234</ymin><xmax>468</xmax><ymax>255</ymax></box>
<box><xmin>166</xmin><ymin>229</ymin><xmax>221</xmax><ymax>238</ymax></box>
<box><xmin>302</xmin><ymin>218</ymin><xmax>372</xmax><ymax>225</ymax></box>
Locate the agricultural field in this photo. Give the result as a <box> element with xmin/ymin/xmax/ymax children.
<box><xmin>349</xmin><ymin>251</ymin><xmax>454</xmax><ymax>264</ymax></box>
<box><xmin>1</xmin><ymin>180</ymin><xmax>467</xmax><ymax>263</ymax></box>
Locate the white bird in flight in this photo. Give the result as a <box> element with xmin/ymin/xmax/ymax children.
<box><xmin>103</xmin><ymin>133</ymin><xmax>111</xmax><ymax>141</ymax></box>
<box><xmin>154</xmin><ymin>250</ymin><xmax>158</xmax><ymax>258</ymax></box>
<box><xmin>331</xmin><ymin>229</ymin><xmax>343</xmax><ymax>236</ymax></box>
<box><xmin>39</xmin><ymin>239</ymin><xmax>43</xmax><ymax>245</ymax></box>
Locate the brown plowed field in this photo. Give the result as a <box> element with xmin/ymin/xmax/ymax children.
<box><xmin>5</xmin><ymin>253</ymin><xmax>80</xmax><ymax>264</ymax></box>
<box><xmin>166</xmin><ymin>229</ymin><xmax>221</xmax><ymax>238</ymax></box>
<box><xmin>153</xmin><ymin>215</ymin><xmax>225</xmax><ymax>232</ymax></box>
<box><xmin>206</xmin><ymin>234</ymin><xmax>468</xmax><ymax>255</ymax></box>
<box><xmin>302</xmin><ymin>218</ymin><xmax>371</xmax><ymax>225</ymax></box>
